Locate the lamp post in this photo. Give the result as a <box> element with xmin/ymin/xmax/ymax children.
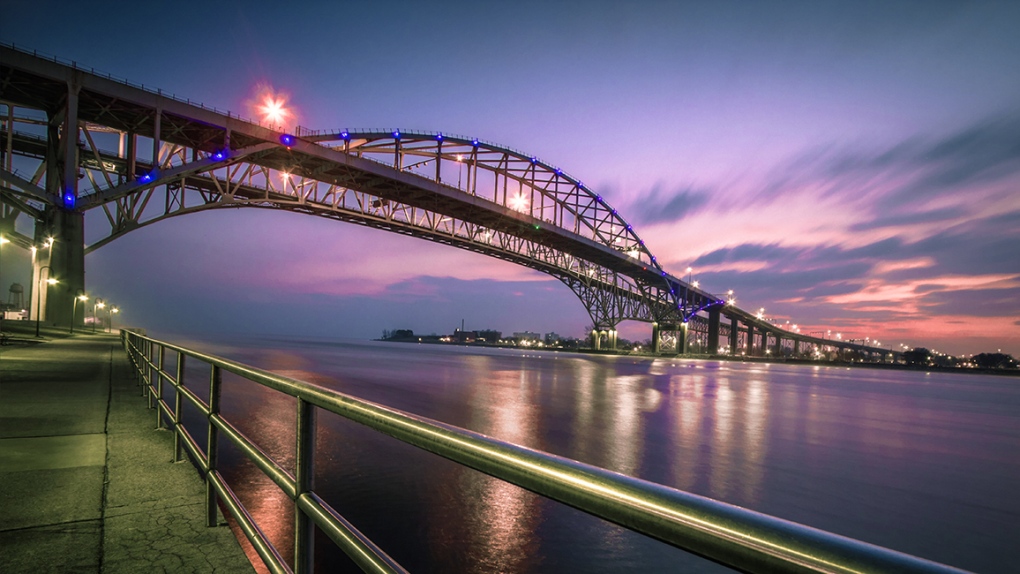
<box><xmin>71</xmin><ymin>291</ymin><xmax>88</xmax><ymax>334</ymax></box>
<box><xmin>35</xmin><ymin>267</ymin><xmax>58</xmax><ymax>337</ymax></box>
<box><xmin>110</xmin><ymin>307</ymin><xmax>119</xmax><ymax>333</ymax></box>
<box><xmin>93</xmin><ymin>299</ymin><xmax>104</xmax><ymax>333</ymax></box>
<box><xmin>0</xmin><ymin>236</ymin><xmax>8</xmax><ymax>336</ymax></box>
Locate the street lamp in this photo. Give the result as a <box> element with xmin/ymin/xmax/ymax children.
<box><xmin>93</xmin><ymin>299</ymin><xmax>105</xmax><ymax>333</ymax></box>
<box><xmin>35</xmin><ymin>266</ymin><xmax>58</xmax><ymax>337</ymax></box>
<box><xmin>110</xmin><ymin>307</ymin><xmax>120</xmax><ymax>333</ymax></box>
<box><xmin>71</xmin><ymin>291</ymin><xmax>88</xmax><ymax>334</ymax></box>
<box><xmin>0</xmin><ymin>236</ymin><xmax>8</xmax><ymax>335</ymax></box>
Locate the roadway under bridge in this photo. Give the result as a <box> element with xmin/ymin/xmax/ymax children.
<box><xmin>0</xmin><ymin>44</ymin><xmax>896</xmax><ymax>361</ymax></box>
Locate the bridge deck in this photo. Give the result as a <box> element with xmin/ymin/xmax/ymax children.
<box><xmin>0</xmin><ymin>326</ymin><xmax>253</xmax><ymax>573</ymax></box>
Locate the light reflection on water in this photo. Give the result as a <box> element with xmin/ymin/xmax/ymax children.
<box><xmin>182</xmin><ymin>337</ymin><xmax>1020</xmax><ymax>573</ymax></box>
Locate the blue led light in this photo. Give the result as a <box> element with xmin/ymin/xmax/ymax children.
<box><xmin>612</xmin><ymin>209</ymin><xmax>617</xmax><ymax>214</ymax></box>
<box><xmin>63</xmin><ymin>192</ymin><xmax>75</xmax><ymax>209</ymax></box>
<box><xmin>595</xmin><ymin>195</ymin><xmax>601</xmax><ymax>201</ymax></box>
<box><xmin>392</xmin><ymin>130</ymin><xmax>401</xmax><ymax>139</ymax></box>
<box><xmin>436</xmin><ymin>133</ymin><xmax>444</xmax><ymax>141</ymax></box>
<box><xmin>530</xmin><ymin>157</ymin><xmax>537</xmax><ymax>164</ymax></box>
<box><xmin>139</xmin><ymin>173</ymin><xmax>153</xmax><ymax>183</ymax></box>
<box><xmin>662</xmin><ymin>271</ymin><xmax>667</xmax><ymax>276</ymax></box>
<box><xmin>280</xmin><ymin>134</ymin><xmax>295</xmax><ymax>147</ymax></box>
<box><xmin>471</xmin><ymin>138</ymin><xmax>480</xmax><ymax>147</ymax></box>
<box><xmin>626</xmin><ymin>225</ymin><xmax>632</xmax><ymax>230</ymax></box>
<box><xmin>555</xmin><ymin>168</ymin><xmax>562</xmax><ymax>175</ymax></box>
<box><xmin>340</xmin><ymin>131</ymin><xmax>350</xmax><ymax>140</ymax></box>
<box><xmin>212</xmin><ymin>150</ymin><xmax>226</xmax><ymax>161</ymax></box>
<box><xmin>639</xmin><ymin>240</ymin><xmax>644</xmax><ymax>245</ymax></box>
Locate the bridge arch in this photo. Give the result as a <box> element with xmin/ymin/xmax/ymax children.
<box><xmin>1</xmin><ymin>43</ymin><xmax>729</xmax><ymax>347</ymax></box>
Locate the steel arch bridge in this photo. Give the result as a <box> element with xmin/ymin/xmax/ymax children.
<box><xmin>0</xmin><ymin>44</ymin><xmax>896</xmax><ymax>359</ymax></box>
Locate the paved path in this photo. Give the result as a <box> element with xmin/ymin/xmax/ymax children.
<box><xmin>0</xmin><ymin>331</ymin><xmax>254</xmax><ymax>573</ymax></box>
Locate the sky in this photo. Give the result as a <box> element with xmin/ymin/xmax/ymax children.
<box><xmin>2</xmin><ymin>1</ymin><xmax>1018</xmax><ymax>355</ymax></box>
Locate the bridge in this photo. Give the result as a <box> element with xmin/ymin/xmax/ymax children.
<box><xmin>0</xmin><ymin>44</ymin><xmax>894</xmax><ymax>361</ymax></box>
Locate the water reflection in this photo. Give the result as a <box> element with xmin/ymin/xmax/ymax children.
<box><xmin>196</xmin><ymin>339</ymin><xmax>1020</xmax><ymax>574</ymax></box>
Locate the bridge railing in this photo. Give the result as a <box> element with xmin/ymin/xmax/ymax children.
<box><xmin>121</xmin><ymin>330</ymin><xmax>966</xmax><ymax>574</ymax></box>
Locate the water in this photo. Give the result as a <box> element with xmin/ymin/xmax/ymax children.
<box><xmin>172</xmin><ymin>336</ymin><xmax>1020</xmax><ymax>573</ymax></box>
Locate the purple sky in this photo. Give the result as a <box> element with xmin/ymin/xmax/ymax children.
<box><xmin>3</xmin><ymin>1</ymin><xmax>1019</xmax><ymax>355</ymax></box>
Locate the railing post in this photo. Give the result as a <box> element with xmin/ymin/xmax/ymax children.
<box><xmin>206</xmin><ymin>365</ymin><xmax>221</xmax><ymax>528</ymax></box>
<box><xmin>294</xmin><ymin>398</ymin><xmax>316</xmax><ymax>574</ymax></box>
<box><xmin>151</xmin><ymin>344</ymin><xmax>164</xmax><ymax>413</ymax></box>
<box><xmin>173</xmin><ymin>352</ymin><xmax>185</xmax><ymax>462</ymax></box>
<box><xmin>142</xmin><ymin>339</ymin><xmax>151</xmax><ymax>396</ymax></box>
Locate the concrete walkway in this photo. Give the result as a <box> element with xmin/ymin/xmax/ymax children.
<box><xmin>0</xmin><ymin>329</ymin><xmax>253</xmax><ymax>573</ymax></box>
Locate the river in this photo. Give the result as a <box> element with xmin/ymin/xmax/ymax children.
<box><xmin>170</xmin><ymin>336</ymin><xmax>1019</xmax><ymax>573</ymax></box>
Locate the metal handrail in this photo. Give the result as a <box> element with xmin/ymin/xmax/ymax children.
<box><xmin>120</xmin><ymin>330</ymin><xmax>969</xmax><ymax>574</ymax></box>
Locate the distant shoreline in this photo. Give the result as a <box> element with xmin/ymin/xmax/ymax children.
<box><xmin>375</xmin><ymin>337</ymin><xmax>1020</xmax><ymax>377</ymax></box>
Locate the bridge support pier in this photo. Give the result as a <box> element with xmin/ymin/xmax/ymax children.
<box><xmin>32</xmin><ymin>208</ymin><xmax>85</xmax><ymax>329</ymax></box>
<box><xmin>746</xmin><ymin>325</ymin><xmax>755</xmax><ymax>356</ymax></box>
<box><xmin>794</xmin><ymin>339</ymin><xmax>801</xmax><ymax>357</ymax></box>
<box><xmin>590</xmin><ymin>328</ymin><xmax>618</xmax><ymax>351</ymax></box>
<box><xmin>728</xmin><ymin>316</ymin><xmax>738</xmax><ymax>354</ymax></box>
<box><xmin>707</xmin><ymin>308</ymin><xmax>720</xmax><ymax>354</ymax></box>
<box><xmin>774</xmin><ymin>334</ymin><xmax>783</xmax><ymax>357</ymax></box>
<box><xmin>651</xmin><ymin>323</ymin><xmax>661</xmax><ymax>354</ymax></box>
<box><xmin>30</xmin><ymin>80</ymin><xmax>84</xmax><ymax>330</ymax></box>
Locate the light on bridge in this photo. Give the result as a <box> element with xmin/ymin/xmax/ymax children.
<box><xmin>280</xmin><ymin>134</ymin><xmax>295</xmax><ymax>147</ymax></box>
<box><xmin>255</xmin><ymin>88</ymin><xmax>294</xmax><ymax>128</ymax></box>
<box><xmin>508</xmin><ymin>193</ymin><xmax>529</xmax><ymax>212</ymax></box>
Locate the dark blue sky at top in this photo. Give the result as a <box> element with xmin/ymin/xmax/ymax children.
<box><xmin>2</xmin><ymin>1</ymin><xmax>1019</xmax><ymax>354</ymax></box>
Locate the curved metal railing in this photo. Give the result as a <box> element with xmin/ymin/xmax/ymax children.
<box><xmin>121</xmin><ymin>330</ymin><xmax>968</xmax><ymax>574</ymax></box>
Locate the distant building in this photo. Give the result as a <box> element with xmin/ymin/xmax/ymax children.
<box><xmin>513</xmin><ymin>331</ymin><xmax>541</xmax><ymax>342</ymax></box>
<box><xmin>477</xmin><ymin>329</ymin><xmax>502</xmax><ymax>343</ymax></box>
<box><xmin>544</xmin><ymin>332</ymin><xmax>561</xmax><ymax>345</ymax></box>
<box><xmin>453</xmin><ymin>328</ymin><xmax>477</xmax><ymax>343</ymax></box>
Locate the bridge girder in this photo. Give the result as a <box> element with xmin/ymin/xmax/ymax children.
<box><xmin>1</xmin><ymin>43</ymin><xmax>764</xmax><ymax>341</ymax></box>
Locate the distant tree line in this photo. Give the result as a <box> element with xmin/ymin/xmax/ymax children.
<box><xmin>903</xmin><ymin>348</ymin><xmax>1018</xmax><ymax>369</ymax></box>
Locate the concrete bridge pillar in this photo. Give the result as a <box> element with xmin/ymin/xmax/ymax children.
<box><xmin>794</xmin><ymin>339</ymin><xmax>801</xmax><ymax>356</ymax></box>
<box><xmin>651</xmin><ymin>323</ymin><xmax>661</xmax><ymax>354</ymax></box>
<box><xmin>590</xmin><ymin>328</ymin><xmax>617</xmax><ymax>351</ymax></box>
<box><xmin>31</xmin><ymin>78</ymin><xmax>84</xmax><ymax>329</ymax></box>
<box><xmin>679</xmin><ymin>323</ymin><xmax>689</xmax><ymax>355</ymax></box>
<box><xmin>32</xmin><ymin>210</ymin><xmax>85</xmax><ymax>328</ymax></box>
<box><xmin>728</xmin><ymin>316</ymin><xmax>738</xmax><ymax>354</ymax></box>
<box><xmin>746</xmin><ymin>325</ymin><xmax>755</xmax><ymax>356</ymax></box>
<box><xmin>707</xmin><ymin>307</ymin><xmax>720</xmax><ymax>354</ymax></box>
<box><xmin>773</xmin><ymin>334</ymin><xmax>783</xmax><ymax>356</ymax></box>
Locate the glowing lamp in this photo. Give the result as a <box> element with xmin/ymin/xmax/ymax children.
<box><xmin>471</xmin><ymin>138</ymin><xmax>480</xmax><ymax>147</ymax></box>
<box><xmin>139</xmin><ymin>173</ymin><xmax>153</xmax><ymax>183</ymax></box>
<box><xmin>436</xmin><ymin>133</ymin><xmax>444</xmax><ymax>141</ymax></box>
<box><xmin>530</xmin><ymin>157</ymin><xmax>537</xmax><ymax>164</ymax></box>
<box><xmin>340</xmin><ymin>131</ymin><xmax>350</xmax><ymax>140</ymax></box>
<box><xmin>212</xmin><ymin>150</ymin><xmax>227</xmax><ymax>161</ymax></box>
<box><xmin>280</xmin><ymin>134</ymin><xmax>295</xmax><ymax>147</ymax></box>
<box><xmin>63</xmin><ymin>192</ymin><xmax>75</xmax><ymax>209</ymax></box>
<box><xmin>392</xmin><ymin>130</ymin><xmax>401</xmax><ymax>139</ymax></box>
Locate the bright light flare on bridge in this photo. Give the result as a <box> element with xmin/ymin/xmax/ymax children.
<box><xmin>248</xmin><ymin>83</ymin><xmax>297</xmax><ymax>129</ymax></box>
<box><xmin>509</xmin><ymin>193</ymin><xmax>529</xmax><ymax>212</ymax></box>
<box><xmin>259</xmin><ymin>95</ymin><xmax>291</xmax><ymax>125</ymax></box>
